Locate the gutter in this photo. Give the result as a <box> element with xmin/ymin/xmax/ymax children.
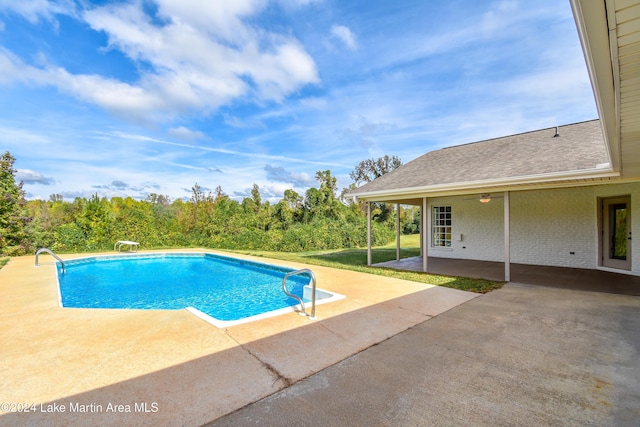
<box><xmin>350</xmin><ymin>167</ymin><xmax>620</xmax><ymax>201</ymax></box>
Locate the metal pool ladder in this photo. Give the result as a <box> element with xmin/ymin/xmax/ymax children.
<box><xmin>35</xmin><ymin>248</ymin><xmax>65</xmax><ymax>273</ymax></box>
<box><xmin>282</xmin><ymin>268</ymin><xmax>317</xmax><ymax>320</ymax></box>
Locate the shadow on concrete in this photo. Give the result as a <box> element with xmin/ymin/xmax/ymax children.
<box><xmin>0</xmin><ymin>285</ymin><xmax>467</xmax><ymax>426</ymax></box>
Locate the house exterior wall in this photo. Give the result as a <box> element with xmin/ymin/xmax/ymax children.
<box><xmin>425</xmin><ymin>182</ymin><xmax>640</xmax><ymax>274</ymax></box>
<box><xmin>510</xmin><ymin>187</ymin><xmax>595</xmax><ymax>268</ymax></box>
<box><xmin>427</xmin><ymin>195</ymin><xmax>505</xmax><ymax>262</ymax></box>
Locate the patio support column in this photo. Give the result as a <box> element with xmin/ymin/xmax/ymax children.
<box><xmin>396</xmin><ymin>203</ymin><xmax>401</xmax><ymax>261</ymax></box>
<box><xmin>419</xmin><ymin>206</ymin><xmax>424</xmax><ymax>256</ymax></box>
<box><xmin>367</xmin><ymin>201</ymin><xmax>372</xmax><ymax>266</ymax></box>
<box><xmin>422</xmin><ymin>197</ymin><xmax>428</xmax><ymax>272</ymax></box>
<box><xmin>504</xmin><ymin>191</ymin><xmax>511</xmax><ymax>281</ymax></box>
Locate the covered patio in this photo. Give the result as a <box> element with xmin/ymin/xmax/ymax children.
<box><xmin>350</xmin><ymin>0</ymin><xmax>640</xmax><ymax>285</ymax></box>
<box><xmin>350</xmin><ymin>120</ymin><xmax>627</xmax><ymax>284</ymax></box>
<box><xmin>375</xmin><ymin>255</ymin><xmax>640</xmax><ymax>296</ymax></box>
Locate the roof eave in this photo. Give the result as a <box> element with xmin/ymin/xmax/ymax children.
<box><xmin>570</xmin><ymin>0</ymin><xmax>621</xmax><ymax>172</ymax></box>
<box><xmin>350</xmin><ymin>168</ymin><xmax>620</xmax><ymax>201</ymax></box>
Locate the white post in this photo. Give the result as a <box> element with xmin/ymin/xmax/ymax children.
<box><xmin>422</xmin><ymin>197</ymin><xmax>428</xmax><ymax>273</ymax></box>
<box><xmin>419</xmin><ymin>205</ymin><xmax>424</xmax><ymax>256</ymax></box>
<box><xmin>504</xmin><ymin>191</ymin><xmax>511</xmax><ymax>281</ymax></box>
<box><xmin>367</xmin><ymin>201</ymin><xmax>372</xmax><ymax>266</ymax></box>
<box><xmin>396</xmin><ymin>203</ymin><xmax>401</xmax><ymax>261</ymax></box>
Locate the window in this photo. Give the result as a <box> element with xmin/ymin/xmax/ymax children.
<box><xmin>432</xmin><ymin>206</ymin><xmax>452</xmax><ymax>247</ymax></box>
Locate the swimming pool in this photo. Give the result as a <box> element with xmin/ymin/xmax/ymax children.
<box><xmin>56</xmin><ymin>253</ymin><xmax>344</xmax><ymax>327</ymax></box>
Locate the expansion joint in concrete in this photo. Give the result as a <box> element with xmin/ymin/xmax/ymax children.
<box><xmin>224</xmin><ymin>329</ymin><xmax>294</xmax><ymax>387</ymax></box>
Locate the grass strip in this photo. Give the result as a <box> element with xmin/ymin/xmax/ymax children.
<box><xmin>232</xmin><ymin>245</ymin><xmax>504</xmax><ymax>294</ymax></box>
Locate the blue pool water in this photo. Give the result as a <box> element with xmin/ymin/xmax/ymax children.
<box><xmin>57</xmin><ymin>253</ymin><xmax>314</xmax><ymax>324</ymax></box>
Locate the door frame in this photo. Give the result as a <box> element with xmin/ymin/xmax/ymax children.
<box><xmin>599</xmin><ymin>196</ymin><xmax>631</xmax><ymax>270</ymax></box>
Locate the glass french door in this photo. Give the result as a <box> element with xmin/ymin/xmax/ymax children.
<box><xmin>602</xmin><ymin>197</ymin><xmax>631</xmax><ymax>270</ymax></box>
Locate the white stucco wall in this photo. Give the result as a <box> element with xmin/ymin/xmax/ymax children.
<box><xmin>425</xmin><ymin>182</ymin><xmax>640</xmax><ymax>274</ymax></box>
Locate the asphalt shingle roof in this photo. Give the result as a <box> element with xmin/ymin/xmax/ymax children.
<box><xmin>352</xmin><ymin>119</ymin><xmax>609</xmax><ymax>195</ymax></box>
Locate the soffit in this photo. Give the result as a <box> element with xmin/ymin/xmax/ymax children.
<box><xmin>612</xmin><ymin>0</ymin><xmax>640</xmax><ymax>177</ymax></box>
<box><xmin>573</xmin><ymin>0</ymin><xmax>640</xmax><ymax>177</ymax></box>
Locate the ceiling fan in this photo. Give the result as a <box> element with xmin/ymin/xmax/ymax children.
<box><xmin>465</xmin><ymin>193</ymin><xmax>505</xmax><ymax>203</ymax></box>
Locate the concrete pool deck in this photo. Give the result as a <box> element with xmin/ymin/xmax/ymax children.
<box><xmin>0</xmin><ymin>249</ymin><xmax>478</xmax><ymax>426</ymax></box>
<box><xmin>209</xmin><ymin>282</ymin><xmax>640</xmax><ymax>426</ymax></box>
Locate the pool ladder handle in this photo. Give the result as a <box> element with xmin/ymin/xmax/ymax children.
<box><xmin>35</xmin><ymin>248</ymin><xmax>65</xmax><ymax>273</ymax></box>
<box><xmin>282</xmin><ymin>268</ymin><xmax>317</xmax><ymax>320</ymax></box>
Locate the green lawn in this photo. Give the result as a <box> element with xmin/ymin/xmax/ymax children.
<box><xmin>0</xmin><ymin>257</ymin><xmax>8</xmax><ymax>269</ymax></box>
<box><xmin>234</xmin><ymin>234</ymin><xmax>503</xmax><ymax>294</ymax></box>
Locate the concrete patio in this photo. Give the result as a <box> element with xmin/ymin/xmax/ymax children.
<box><xmin>209</xmin><ymin>281</ymin><xmax>640</xmax><ymax>426</ymax></box>
<box><xmin>0</xmin><ymin>249</ymin><xmax>477</xmax><ymax>426</ymax></box>
<box><xmin>206</xmin><ymin>258</ymin><xmax>640</xmax><ymax>426</ymax></box>
<box><xmin>375</xmin><ymin>256</ymin><xmax>640</xmax><ymax>296</ymax></box>
<box><xmin>3</xmin><ymin>250</ymin><xmax>638</xmax><ymax>426</ymax></box>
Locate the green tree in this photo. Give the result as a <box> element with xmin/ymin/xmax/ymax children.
<box><xmin>21</xmin><ymin>166</ymin><xmax>396</xmax><ymax>254</ymax></box>
<box><xmin>181</xmin><ymin>183</ymin><xmax>214</xmax><ymax>240</ymax></box>
<box><xmin>145</xmin><ymin>193</ymin><xmax>171</xmax><ymax>206</ymax></box>
<box><xmin>111</xmin><ymin>197</ymin><xmax>159</xmax><ymax>246</ymax></box>
<box><xmin>250</xmin><ymin>183</ymin><xmax>261</xmax><ymax>211</ymax></box>
<box><xmin>77</xmin><ymin>194</ymin><xmax>112</xmax><ymax>250</ymax></box>
<box><xmin>0</xmin><ymin>152</ymin><xmax>31</xmax><ymax>255</ymax></box>
<box><xmin>304</xmin><ymin>170</ymin><xmax>342</xmax><ymax>221</ymax></box>
<box><xmin>349</xmin><ymin>155</ymin><xmax>402</xmax><ymax>185</ymax></box>
<box><xmin>348</xmin><ymin>155</ymin><xmax>403</xmax><ymax>223</ymax></box>
<box><xmin>273</xmin><ymin>189</ymin><xmax>303</xmax><ymax>227</ymax></box>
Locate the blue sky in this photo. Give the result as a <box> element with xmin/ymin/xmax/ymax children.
<box><xmin>0</xmin><ymin>0</ymin><xmax>597</xmax><ymax>202</ymax></box>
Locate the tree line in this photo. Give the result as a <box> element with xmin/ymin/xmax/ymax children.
<box><xmin>1</xmin><ymin>152</ymin><xmax>419</xmax><ymax>256</ymax></box>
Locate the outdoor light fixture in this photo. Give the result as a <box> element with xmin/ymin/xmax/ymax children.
<box><xmin>479</xmin><ymin>194</ymin><xmax>491</xmax><ymax>203</ymax></box>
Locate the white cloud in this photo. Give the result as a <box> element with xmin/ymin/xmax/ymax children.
<box><xmin>338</xmin><ymin>116</ymin><xmax>396</xmax><ymax>151</ymax></box>
<box><xmin>223</xmin><ymin>114</ymin><xmax>265</xmax><ymax>129</ymax></box>
<box><xmin>276</xmin><ymin>0</ymin><xmax>322</xmax><ymax>9</ymax></box>
<box><xmin>168</xmin><ymin>126</ymin><xmax>205</xmax><ymax>141</ymax></box>
<box><xmin>0</xmin><ymin>48</ymin><xmax>49</xmax><ymax>85</ymax></box>
<box><xmin>264</xmin><ymin>164</ymin><xmax>315</xmax><ymax>187</ymax></box>
<box><xmin>0</xmin><ymin>125</ymin><xmax>51</xmax><ymax>145</ymax></box>
<box><xmin>0</xmin><ymin>0</ymin><xmax>76</xmax><ymax>24</ymax></box>
<box><xmin>100</xmin><ymin>130</ymin><xmax>349</xmax><ymax>167</ymax></box>
<box><xmin>0</xmin><ymin>1</ymin><xmax>320</xmax><ymax>124</ymax></box>
<box><xmin>16</xmin><ymin>169</ymin><xmax>56</xmax><ymax>185</ymax></box>
<box><xmin>51</xmin><ymin>68</ymin><xmax>167</xmax><ymax>121</ymax></box>
<box><xmin>330</xmin><ymin>24</ymin><xmax>357</xmax><ymax>50</ymax></box>
<box><xmin>154</xmin><ymin>0</ymin><xmax>262</xmax><ymax>43</ymax></box>
<box><xmin>503</xmin><ymin>66</ymin><xmax>592</xmax><ymax>102</ymax></box>
<box><xmin>299</xmin><ymin>97</ymin><xmax>328</xmax><ymax>109</ymax></box>
<box><xmin>480</xmin><ymin>0</ymin><xmax>519</xmax><ymax>34</ymax></box>
<box><xmin>76</xmin><ymin>0</ymin><xmax>319</xmax><ymax>119</ymax></box>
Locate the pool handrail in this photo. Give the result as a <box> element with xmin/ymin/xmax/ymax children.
<box><xmin>282</xmin><ymin>268</ymin><xmax>317</xmax><ymax>320</ymax></box>
<box><xmin>35</xmin><ymin>248</ymin><xmax>65</xmax><ymax>273</ymax></box>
